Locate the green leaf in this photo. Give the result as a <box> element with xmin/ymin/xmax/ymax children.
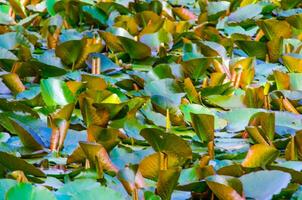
<box><xmin>148</xmin><ymin>64</ymin><xmax>174</xmax><ymax>80</ymax></box>
<box><xmin>180</xmin><ymin>104</ymin><xmax>227</xmax><ymax>130</ymax></box>
<box><xmin>140</xmin><ymin>128</ymin><xmax>192</xmax><ymax>159</ymax></box>
<box><xmin>99</xmin><ymin>31</ymin><xmax>124</xmax><ymax>52</ymax></box>
<box><xmin>8</xmin><ymin>0</ymin><xmax>27</xmax><ymax>18</ymax></box>
<box><xmin>41</xmin><ymin>78</ymin><xmax>75</xmax><ymax>107</ymax></box>
<box><xmin>79</xmin><ymin>141</ymin><xmax>117</xmax><ymax>173</ymax></box>
<box><xmin>249</xmin><ymin>112</ymin><xmax>275</xmax><ymax>141</ymax></box>
<box><xmin>140</xmin><ymin>30</ymin><xmax>172</xmax><ymax>52</ymax></box>
<box><xmin>145</xmin><ymin>78</ymin><xmax>185</xmax><ymax>106</ymax></box>
<box><xmin>292</xmin><ymin>185</ymin><xmax>302</xmax><ymax>200</ymax></box>
<box><xmin>135</xmin><ymin>11</ymin><xmax>164</xmax><ymax>35</ymax></box>
<box><xmin>55</xmin><ymin>38</ymin><xmax>103</xmax><ymax>69</ymax></box>
<box><xmin>228</xmin><ymin>4</ymin><xmax>262</xmax><ymax>23</ymax></box>
<box><xmin>235</xmin><ymin>41</ymin><xmax>267</xmax><ymax>60</ymax></box>
<box><xmin>82</xmin><ymin>5</ymin><xmax>108</xmax><ymax>24</ymax></box>
<box><xmin>157</xmin><ymin>167</ymin><xmax>181</xmax><ymax>200</ymax></box>
<box><xmin>183</xmin><ymin>78</ymin><xmax>200</xmax><ymax>104</ymax></box>
<box><xmin>79</xmin><ymin>95</ymin><xmax>109</xmax><ymax>127</ymax></box>
<box><xmin>87</xmin><ymin>126</ymin><xmax>120</xmax><ymax>151</ymax></box>
<box><xmin>0</xmin><ymin>117</ymin><xmax>46</xmax><ymax>150</ymax></box>
<box><xmin>144</xmin><ymin>191</ymin><xmax>161</xmax><ymax>200</ymax></box>
<box><xmin>55</xmin><ymin>40</ymin><xmax>83</xmax><ymax>67</ymax></box>
<box><xmin>172</xmin><ymin>7</ymin><xmax>197</xmax><ymax>21</ymax></box>
<box><xmin>190</xmin><ymin>113</ymin><xmax>214</xmax><ymax>143</ymax></box>
<box><xmin>268</xmin><ymin>162</ymin><xmax>302</xmax><ymax>184</ymax></box>
<box><xmin>178</xmin><ymin>166</ymin><xmax>201</xmax><ymax>185</ymax></box>
<box><xmin>241</xmin><ymin>144</ymin><xmax>279</xmax><ymax>168</ymax></box>
<box><xmin>66</xmin><ymin>186</ymin><xmax>124</xmax><ymax>200</ymax></box>
<box><xmin>6</xmin><ymin>183</ymin><xmax>55</xmax><ymax>200</ymax></box>
<box><xmin>207</xmin><ymin>1</ymin><xmax>230</xmax><ymax>16</ymax></box>
<box><xmin>207</xmin><ymin>95</ymin><xmax>246</xmax><ymax>109</ymax></box>
<box><xmin>181</xmin><ymin>58</ymin><xmax>211</xmax><ymax>81</ymax></box>
<box><xmin>0</xmin><ymin>98</ymin><xmax>39</xmax><ymax>117</ymax></box>
<box><xmin>46</xmin><ymin>0</ymin><xmax>58</xmax><ymax>16</ymax></box>
<box><xmin>56</xmin><ymin>179</ymin><xmax>124</xmax><ymax>200</ymax></box>
<box><xmin>274</xmin><ymin>70</ymin><xmax>290</xmax><ymax>90</ymax></box>
<box><xmin>0</xmin><ymin>151</ymin><xmax>45</xmax><ymax>177</ymax></box>
<box><xmin>257</xmin><ymin>19</ymin><xmax>292</xmax><ymax>40</ymax></box>
<box><xmin>245</xmin><ymin>126</ymin><xmax>270</xmax><ymax>145</ymax></box>
<box><xmin>0</xmin><ymin>48</ymin><xmax>18</xmax><ymax>60</ymax></box>
<box><xmin>0</xmin><ymin>32</ymin><xmax>32</xmax><ymax>51</ymax></box>
<box><xmin>0</xmin><ymin>132</ymin><xmax>10</xmax><ymax>143</ymax></box>
<box><xmin>275</xmin><ymin>111</ymin><xmax>302</xmax><ymax>131</ymax></box>
<box><xmin>206</xmin><ymin>175</ymin><xmax>244</xmax><ymax>200</ymax></box>
<box><xmin>240</xmin><ymin>170</ymin><xmax>291</xmax><ymax>200</ymax></box>
<box><xmin>289</xmin><ymin>73</ymin><xmax>302</xmax><ymax>90</ymax></box>
<box><xmin>281</xmin><ymin>0</ymin><xmax>301</xmax><ymax>9</ymax></box>
<box><xmin>282</xmin><ymin>54</ymin><xmax>302</xmax><ymax>73</ymax></box>
<box><xmin>219</xmin><ymin>108</ymin><xmax>264</xmax><ymax>132</ymax></box>
<box><xmin>0</xmin><ymin>179</ymin><xmax>17</xmax><ymax>200</ymax></box>
<box><xmin>138</xmin><ymin>152</ymin><xmax>181</xmax><ymax>180</ymax></box>
<box><xmin>118</xmin><ymin>36</ymin><xmax>151</xmax><ymax>60</ymax></box>
<box><xmin>0</xmin><ymin>12</ymin><xmax>15</xmax><ymax>25</ymax></box>
<box><xmin>286</xmin><ymin>13</ymin><xmax>302</xmax><ymax>29</ymax></box>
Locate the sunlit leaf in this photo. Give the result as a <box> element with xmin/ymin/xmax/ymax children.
<box><xmin>156</xmin><ymin>167</ymin><xmax>181</xmax><ymax>200</ymax></box>
<box><xmin>41</xmin><ymin>78</ymin><xmax>75</xmax><ymax>107</ymax></box>
<box><xmin>241</xmin><ymin>144</ymin><xmax>279</xmax><ymax>168</ymax></box>
<box><xmin>206</xmin><ymin>175</ymin><xmax>244</xmax><ymax>200</ymax></box>
<box><xmin>6</xmin><ymin>183</ymin><xmax>55</xmax><ymax>200</ymax></box>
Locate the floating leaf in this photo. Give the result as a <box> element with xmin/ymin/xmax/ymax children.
<box><xmin>228</xmin><ymin>4</ymin><xmax>262</xmax><ymax>23</ymax></box>
<box><xmin>240</xmin><ymin>170</ymin><xmax>291</xmax><ymax>200</ymax></box>
<box><xmin>6</xmin><ymin>183</ymin><xmax>55</xmax><ymax>200</ymax></box>
<box><xmin>0</xmin><ymin>179</ymin><xmax>17</xmax><ymax>200</ymax></box>
<box><xmin>56</xmin><ymin>179</ymin><xmax>124</xmax><ymax>200</ymax></box>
